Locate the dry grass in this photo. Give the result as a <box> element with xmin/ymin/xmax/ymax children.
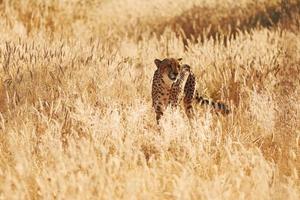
<box><xmin>0</xmin><ymin>0</ymin><xmax>299</xmax><ymax>199</ymax></box>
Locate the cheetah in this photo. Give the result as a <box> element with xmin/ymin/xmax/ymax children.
<box><xmin>151</xmin><ymin>57</ymin><xmax>230</xmax><ymax>123</ymax></box>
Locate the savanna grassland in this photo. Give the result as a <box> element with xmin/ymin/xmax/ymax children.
<box><xmin>0</xmin><ymin>0</ymin><xmax>299</xmax><ymax>199</ymax></box>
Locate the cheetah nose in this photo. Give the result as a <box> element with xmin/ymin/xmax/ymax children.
<box><xmin>174</xmin><ymin>72</ymin><xmax>178</xmax><ymax>76</ymax></box>
<box><xmin>169</xmin><ymin>73</ymin><xmax>177</xmax><ymax>80</ymax></box>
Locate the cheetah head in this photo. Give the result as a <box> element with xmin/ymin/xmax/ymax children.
<box><xmin>154</xmin><ymin>58</ymin><xmax>182</xmax><ymax>81</ymax></box>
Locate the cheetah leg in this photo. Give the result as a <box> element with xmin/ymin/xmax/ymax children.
<box><xmin>169</xmin><ymin>65</ymin><xmax>191</xmax><ymax>108</ymax></box>
<box><xmin>154</xmin><ymin>105</ymin><xmax>163</xmax><ymax>123</ymax></box>
<box><xmin>184</xmin><ymin>73</ymin><xmax>196</xmax><ymax>118</ymax></box>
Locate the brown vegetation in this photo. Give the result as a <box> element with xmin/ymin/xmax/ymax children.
<box><xmin>0</xmin><ymin>0</ymin><xmax>299</xmax><ymax>199</ymax></box>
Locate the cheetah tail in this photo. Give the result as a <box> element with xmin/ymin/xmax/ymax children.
<box><xmin>195</xmin><ymin>91</ymin><xmax>230</xmax><ymax>115</ymax></box>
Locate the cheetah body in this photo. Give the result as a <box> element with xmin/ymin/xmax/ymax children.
<box><xmin>151</xmin><ymin>57</ymin><xmax>230</xmax><ymax>123</ymax></box>
<box><xmin>151</xmin><ymin>58</ymin><xmax>195</xmax><ymax>122</ymax></box>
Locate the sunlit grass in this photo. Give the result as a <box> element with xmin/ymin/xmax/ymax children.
<box><xmin>0</xmin><ymin>0</ymin><xmax>299</xmax><ymax>199</ymax></box>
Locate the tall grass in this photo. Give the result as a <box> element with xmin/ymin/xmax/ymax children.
<box><xmin>0</xmin><ymin>0</ymin><xmax>299</xmax><ymax>199</ymax></box>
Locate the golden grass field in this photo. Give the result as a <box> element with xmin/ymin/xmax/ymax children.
<box><xmin>0</xmin><ymin>0</ymin><xmax>299</xmax><ymax>199</ymax></box>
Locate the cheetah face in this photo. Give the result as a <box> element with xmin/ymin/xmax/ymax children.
<box><xmin>154</xmin><ymin>58</ymin><xmax>182</xmax><ymax>81</ymax></box>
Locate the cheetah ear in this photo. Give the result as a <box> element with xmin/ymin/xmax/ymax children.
<box><xmin>177</xmin><ymin>58</ymin><xmax>183</xmax><ymax>62</ymax></box>
<box><xmin>154</xmin><ymin>59</ymin><xmax>162</xmax><ymax>68</ymax></box>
